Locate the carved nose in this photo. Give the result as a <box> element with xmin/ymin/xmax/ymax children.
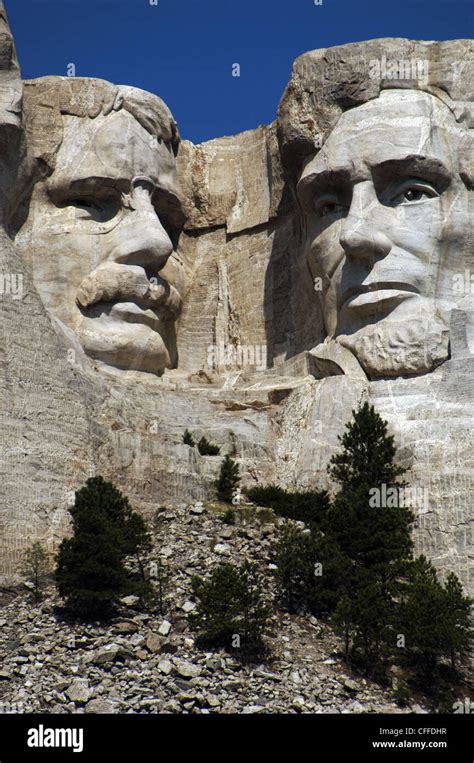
<box><xmin>339</xmin><ymin>226</ymin><xmax>392</xmax><ymax>260</ymax></box>
<box><xmin>339</xmin><ymin>182</ymin><xmax>392</xmax><ymax>262</ymax></box>
<box><xmin>112</xmin><ymin>176</ymin><xmax>173</xmax><ymax>271</ymax></box>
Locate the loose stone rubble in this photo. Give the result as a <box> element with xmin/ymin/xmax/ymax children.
<box><xmin>0</xmin><ymin>504</ymin><xmax>433</xmax><ymax>715</ymax></box>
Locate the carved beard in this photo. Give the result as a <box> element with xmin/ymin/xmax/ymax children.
<box><xmin>336</xmin><ymin>310</ymin><xmax>450</xmax><ymax>378</ymax></box>
<box><xmin>77</xmin><ymin>314</ymin><xmax>173</xmax><ymax>375</ymax></box>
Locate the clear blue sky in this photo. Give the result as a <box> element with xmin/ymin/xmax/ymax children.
<box><xmin>6</xmin><ymin>0</ymin><xmax>473</xmax><ymax>145</ymax></box>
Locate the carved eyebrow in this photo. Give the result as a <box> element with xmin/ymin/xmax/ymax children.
<box><xmin>297</xmin><ymin>169</ymin><xmax>351</xmax><ymax>208</ymax></box>
<box><xmin>297</xmin><ymin>156</ymin><xmax>453</xmax><ymax>208</ymax></box>
<box><xmin>47</xmin><ymin>176</ymin><xmax>129</xmax><ymax>201</ymax></box>
<box><xmin>372</xmin><ymin>156</ymin><xmax>452</xmax><ymax>188</ymax></box>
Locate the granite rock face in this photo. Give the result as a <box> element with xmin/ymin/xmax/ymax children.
<box><xmin>0</xmin><ymin>3</ymin><xmax>98</xmax><ymax>579</ymax></box>
<box><xmin>0</xmin><ymin>9</ymin><xmax>471</xmax><ymax>596</ymax></box>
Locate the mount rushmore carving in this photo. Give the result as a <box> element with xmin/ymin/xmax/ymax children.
<box><xmin>0</xmin><ymin>0</ymin><xmax>472</xmax><ymax>593</ymax></box>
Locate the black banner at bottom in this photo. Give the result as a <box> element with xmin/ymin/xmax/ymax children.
<box><xmin>0</xmin><ymin>713</ymin><xmax>471</xmax><ymax>761</ymax></box>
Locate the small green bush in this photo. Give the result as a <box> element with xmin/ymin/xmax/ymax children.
<box><xmin>183</xmin><ymin>429</ymin><xmax>195</xmax><ymax>446</ymax></box>
<box><xmin>393</xmin><ymin>679</ymin><xmax>411</xmax><ymax>707</ymax></box>
<box><xmin>246</xmin><ymin>484</ymin><xmax>329</xmax><ymax>526</ymax></box>
<box><xmin>273</xmin><ymin>523</ymin><xmax>315</xmax><ymax>613</ymax></box>
<box><xmin>221</xmin><ymin>508</ymin><xmax>236</xmax><ymax>525</ymax></box>
<box><xmin>189</xmin><ymin>561</ymin><xmax>272</xmax><ymax>660</ymax></box>
<box><xmin>20</xmin><ymin>541</ymin><xmax>53</xmax><ymax>602</ymax></box>
<box><xmin>197</xmin><ymin>436</ymin><xmax>220</xmax><ymax>456</ymax></box>
<box><xmin>273</xmin><ymin>523</ymin><xmax>352</xmax><ymax>616</ymax></box>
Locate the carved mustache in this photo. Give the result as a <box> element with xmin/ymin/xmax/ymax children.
<box><xmin>76</xmin><ymin>263</ymin><xmax>182</xmax><ymax>320</ymax></box>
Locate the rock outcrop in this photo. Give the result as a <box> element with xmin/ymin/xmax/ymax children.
<box><xmin>0</xmin><ymin>5</ymin><xmax>471</xmax><ymax>599</ymax></box>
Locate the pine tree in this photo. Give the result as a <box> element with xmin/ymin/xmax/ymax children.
<box><xmin>55</xmin><ymin>476</ymin><xmax>152</xmax><ymax>619</ymax></box>
<box><xmin>327</xmin><ymin>401</ymin><xmax>413</xmax><ymax>582</ymax></box>
<box><xmin>327</xmin><ymin>484</ymin><xmax>414</xmax><ymax>582</ymax></box>
<box><xmin>396</xmin><ymin>555</ymin><xmax>447</xmax><ymax>674</ymax></box>
<box><xmin>273</xmin><ymin>523</ymin><xmax>315</xmax><ymax>613</ymax></box>
<box><xmin>272</xmin><ymin>521</ymin><xmax>352</xmax><ymax>616</ymax></box>
<box><xmin>327</xmin><ymin>404</ymin><xmax>414</xmax><ymax>578</ymax></box>
<box><xmin>398</xmin><ymin>557</ymin><xmax>473</xmax><ymax>675</ymax></box>
<box><xmin>309</xmin><ymin>530</ymin><xmax>354</xmax><ymax>615</ymax></box>
<box><xmin>324</xmin><ymin>403</ymin><xmax>414</xmax><ymax>672</ymax></box>
<box><xmin>349</xmin><ymin>571</ymin><xmax>394</xmax><ymax>672</ymax></box>
<box><xmin>189</xmin><ymin>561</ymin><xmax>272</xmax><ymax>659</ymax></box>
<box><xmin>441</xmin><ymin>572</ymin><xmax>473</xmax><ymax>671</ymax></box>
<box><xmin>20</xmin><ymin>541</ymin><xmax>52</xmax><ymax>602</ymax></box>
<box><xmin>216</xmin><ymin>455</ymin><xmax>240</xmax><ymax>503</ymax></box>
<box><xmin>329</xmin><ymin>401</ymin><xmax>406</xmax><ymax>494</ymax></box>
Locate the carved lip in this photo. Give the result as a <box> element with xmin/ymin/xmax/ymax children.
<box><xmin>87</xmin><ymin>300</ymin><xmax>164</xmax><ymax>332</ymax></box>
<box><xmin>340</xmin><ymin>282</ymin><xmax>419</xmax><ymax>309</ymax></box>
<box><xmin>110</xmin><ymin>302</ymin><xmax>163</xmax><ymax>331</ymax></box>
<box><xmin>76</xmin><ymin>266</ymin><xmax>181</xmax><ymax>319</ymax></box>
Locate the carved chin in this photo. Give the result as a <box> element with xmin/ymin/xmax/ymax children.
<box><xmin>78</xmin><ymin>322</ymin><xmax>172</xmax><ymax>375</ymax></box>
<box><xmin>336</xmin><ymin>313</ymin><xmax>450</xmax><ymax>378</ymax></box>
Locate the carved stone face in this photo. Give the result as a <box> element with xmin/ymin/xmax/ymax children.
<box><xmin>297</xmin><ymin>90</ymin><xmax>472</xmax><ymax>377</ymax></box>
<box><xmin>15</xmin><ymin>108</ymin><xmax>184</xmax><ymax>376</ymax></box>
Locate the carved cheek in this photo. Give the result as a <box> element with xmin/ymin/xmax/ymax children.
<box><xmin>308</xmin><ymin>220</ymin><xmax>346</xmax><ymax>284</ymax></box>
<box><xmin>390</xmin><ymin>201</ymin><xmax>445</xmax><ymax>256</ymax></box>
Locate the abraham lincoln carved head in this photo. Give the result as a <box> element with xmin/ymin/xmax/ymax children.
<box><xmin>278</xmin><ymin>41</ymin><xmax>474</xmax><ymax>377</ymax></box>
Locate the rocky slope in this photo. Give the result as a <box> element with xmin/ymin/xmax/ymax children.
<box><xmin>0</xmin><ymin>502</ymin><xmax>435</xmax><ymax>715</ymax></box>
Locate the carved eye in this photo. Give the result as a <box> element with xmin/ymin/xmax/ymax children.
<box><xmin>315</xmin><ymin>196</ymin><xmax>346</xmax><ymax>219</ymax></box>
<box><xmin>70</xmin><ymin>199</ymin><xmax>100</xmax><ymax>211</ymax></box>
<box><xmin>320</xmin><ymin>202</ymin><xmax>338</xmax><ymax>217</ymax></box>
<box><xmin>390</xmin><ymin>181</ymin><xmax>439</xmax><ymax>206</ymax></box>
<box><xmin>403</xmin><ymin>188</ymin><xmax>425</xmax><ymax>202</ymax></box>
<box><xmin>66</xmin><ymin>196</ymin><xmax>120</xmax><ymax>222</ymax></box>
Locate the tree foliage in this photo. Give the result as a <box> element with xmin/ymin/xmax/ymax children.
<box><xmin>21</xmin><ymin>541</ymin><xmax>52</xmax><ymax>602</ymax></box>
<box><xmin>328</xmin><ymin>401</ymin><xmax>406</xmax><ymax>494</ymax></box>
<box><xmin>183</xmin><ymin>429</ymin><xmax>195</xmax><ymax>446</ymax></box>
<box><xmin>397</xmin><ymin>557</ymin><xmax>472</xmax><ymax>674</ymax></box>
<box><xmin>197</xmin><ymin>436</ymin><xmax>220</xmax><ymax>456</ymax></box>
<box><xmin>246</xmin><ymin>484</ymin><xmax>329</xmax><ymax>526</ymax></box>
<box><xmin>270</xmin><ymin>402</ymin><xmax>473</xmax><ymax>689</ymax></box>
<box><xmin>216</xmin><ymin>455</ymin><xmax>240</xmax><ymax>503</ymax></box>
<box><xmin>55</xmin><ymin>476</ymin><xmax>152</xmax><ymax>619</ymax></box>
<box><xmin>189</xmin><ymin>561</ymin><xmax>272</xmax><ymax>659</ymax></box>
